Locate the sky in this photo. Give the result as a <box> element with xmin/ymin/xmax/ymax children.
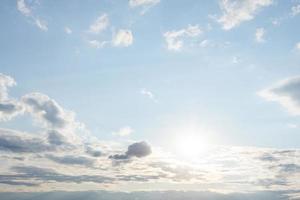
<box><xmin>0</xmin><ymin>0</ymin><xmax>300</xmax><ymax>199</ymax></box>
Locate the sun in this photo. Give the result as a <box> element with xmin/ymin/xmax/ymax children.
<box><xmin>175</xmin><ymin>133</ymin><xmax>209</xmax><ymax>160</ymax></box>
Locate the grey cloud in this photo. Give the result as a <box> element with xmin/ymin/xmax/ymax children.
<box><xmin>259</xmin><ymin>76</ymin><xmax>300</xmax><ymax>115</ymax></box>
<box><xmin>0</xmin><ymin>129</ymin><xmax>54</xmax><ymax>153</ymax></box>
<box><xmin>4</xmin><ymin>166</ymin><xmax>114</xmax><ymax>185</ymax></box>
<box><xmin>278</xmin><ymin>163</ymin><xmax>300</xmax><ymax>173</ymax></box>
<box><xmin>46</xmin><ymin>154</ymin><xmax>95</xmax><ymax>166</ymax></box>
<box><xmin>85</xmin><ymin>146</ymin><xmax>102</xmax><ymax>157</ymax></box>
<box><xmin>22</xmin><ymin>93</ymin><xmax>69</xmax><ymax>129</ymax></box>
<box><xmin>47</xmin><ymin>130</ymin><xmax>69</xmax><ymax>146</ymax></box>
<box><xmin>109</xmin><ymin>141</ymin><xmax>151</xmax><ymax>160</ymax></box>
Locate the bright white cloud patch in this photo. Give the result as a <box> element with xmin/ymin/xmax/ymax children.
<box><xmin>35</xmin><ymin>18</ymin><xmax>48</xmax><ymax>32</ymax></box>
<box><xmin>113</xmin><ymin>126</ymin><xmax>134</xmax><ymax>137</ymax></box>
<box><xmin>218</xmin><ymin>0</ymin><xmax>273</xmax><ymax>30</ymax></box>
<box><xmin>259</xmin><ymin>76</ymin><xmax>300</xmax><ymax>115</ymax></box>
<box><xmin>255</xmin><ymin>27</ymin><xmax>266</xmax><ymax>43</ymax></box>
<box><xmin>112</xmin><ymin>29</ymin><xmax>133</xmax><ymax>47</ymax></box>
<box><xmin>88</xmin><ymin>14</ymin><xmax>109</xmax><ymax>34</ymax></box>
<box><xmin>164</xmin><ymin>25</ymin><xmax>202</xmax><ymax>51</ymax></box>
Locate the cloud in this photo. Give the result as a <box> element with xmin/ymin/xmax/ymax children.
<box><xmin>291</xmin><ymin>4</ymin><xmax>300</xmax><ymax>16</ymax></box>
<box><xmin>16</xmin><ymin>0</ymin><xmax>48</xmax><ymax>31</ymax></box>
<box><xmin>259</xmin><ymin>76</ymin><xmax>300</xmax><ymax>115</ymax></box>
<box><xmin>163</xmin><ymin>25</ymin><xmax>202</xmax><ymax>51</ymax></box>
<box><xmin>112</xmin><ymin>126</ymin><xmax>134</xmax><ymax>137</ymax></box>
<box><xmin>129</xmin><ymin>0</ymin><xmax>160</xmax><ymax>14</ymax></box>
<box><xmin>64</xmin><ymin>27</ymin><xmax>72</xmax><ymax>34</ymax></box>
<box><xmin>16</xmin><ymin>0</ymin><xmax>31</xmax><ymax>16</ymax></box>
<box><xmin>255</xmin><ymin>27</ymin><xmax>266</xmax><ymax>43</ymax></box>
<box><xmin>295</xmin><ymin>42</ymin><xmax>300</xmax><ymax>50</ymax></box>
<box><xmin>218</xmin><ymin>0</ymin><xmax>273</xmax><ymax>30</ymax></box>
<box><xmin>46</xmin><ymin>154</ymin><xmax>95</xmax><ymax>166</ymax></box>
<box><xmin>88</xmin><ymin>40</ymin><xmax>108</xmax><ymax>48</ymax></box>
<box><xmin>112</xmin><ymin>29</ymin><xmax>133</xmax><ymax>47</ymax></box>
<box><xmin>109</xmin><ymin>141</ymin><xmax>151</xmax><ymax>160</ymax></box>
<box><xmin>88</xmin><ymin>14</ymin><xmax>109</xmax><ymax>34</ymax></box>
<box><xmin>0</xmin><ymin>74</ymin><xmax>23</xmax><ymax>121</ymax></box>
<box><xmin>0</xmin><ymin>128</ymin><xmax>54</xmax><ymax>153</ymax></box>
<box><xmin>129</xmin><ymin>0</ymin><xmax>160</xmax><ymax>7</ymax></box>
<box><xmin>140</xmin><ymin>88</ymin><xmax>158</xmax><ymax>102</ymax></box>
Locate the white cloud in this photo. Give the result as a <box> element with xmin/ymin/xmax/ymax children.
<box><xmin>140</xmin><ymin>88</ymin><xmax>158</xmax><ymax>102</ymax></box>
<box><xmin>129</xmin><ymin>0</ymin><xmax>160</xmax><ymax>14</ymax></box>
<box><xmin>35</xmin><ymin>18</ymin><xmax>48</xmax><ymax>32</ymax></box>
<box><xmin>88</xmin><ymin>14</ymin><xmax>109</xmax><ymax>34</ymax></box>
<box><xmin>88</xmin><ymin>40</ymin><xmax>108</xmax><ymax>49</ymax></box>
<box><xmin>291</xmin><ymin>4</ymin><xmax>300</xmax><ymax>16</ymax></box>
<box><xmin>112</xmin><ymin>126</ymin><xmax>134</xmax><ymax>137</ymax></box>
<box><xmin>164</xmin><ymin>25</ymin><xmax>202</xmax><ymax>51</ymax></box>
<box><xmin>295</xmin><ymin>42</ymin><xmax>300</xmax><ymax>50</ymax></box>
<box><xmin>218</xmin><ymin>0</ymin><xmax>273</xmax><ymax>30</ymax></box>
<box><xmin>64</xmin><ymin>27</ymin><xmax>72</xmax><ymax>34</ymax></box>
<box><xmin>17</xmin><ymin>0</ymin><xmax>48</xmax><ymax>31</ymax></box>
<box><xmin>259</xmin><ymin>76</ymin><xmax>300</xmax><ymax>115</ymax></box>
<box><xmin>255</xmin><ymin>27</ymin><xmax>266</xmax><ymax>43</ymax></box>
<box><xmin>129</xmin><ymin>0</ymin><xmax>160</xmax><ymax>7</ymax></box>
<box><xmin>17</xmin><ymin>0</ymin><xmax>31</xmax><ymax>16</ymax></box>
<box><xmin>112</xmin><ymin>29</ymin><xmax>133</xmax><ymax>47</ymax></box>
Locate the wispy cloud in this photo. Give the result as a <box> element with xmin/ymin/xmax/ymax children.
<box><xmin>16</xmin><ymin>0</ymin><xmax>48</xmax><ymax>31</ymax></box>
<box><xmin>140</xmin><ymin>88</ymin><xmax>158</xmax><ymax>102</ymax></box>
<box><xmin>255</xmin><ymin>27</ymin><xmax>266</xmax><ymax>43</ymax></box>
<box><xmin>64</xmin><ymin>27</ymin><xmax>72</xmax><ymax>34</ymax></box>
<box><xmin>291</xmin><ymin>4</ymin><xmax>300</xmax><ymax>16</ymax></box>
<box><xmin>112</xmin><ymin>126</ymin><xmax>134</xmax><ymax>137</ymax></box>
<box><xmin>129</xmin><ymin>0</ymin><xmax>160</xmax><ymax>14</ymax></box>
<box><xmin>218</xmin><ymin>0</ymin><xmax>273</xmax><ymax>30</ymax></box>
<box><xmin>164</xmin><ymin>25</ymin><xmax>202</xmax><ymax>51</ymax></box>
<box><xmin>88</xmin><ymin>14</ymin><xmax>109</xmax><ymax>34</ymax></box>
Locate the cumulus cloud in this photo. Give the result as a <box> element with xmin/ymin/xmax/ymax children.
<box><xmin>218</xmin><ymin>0</ymin><xmax>273</xmax><ymax>30</ymax></box>
<box><xmin>109</xmin><ymin>141</ymin><xmax>151</xmax><ymax>160</ymax></box>
<box><xmin>0</xmin><ymin>74</ymin><xmax>23</xmax><ymax>121</ymax></box>
<box><xmin>163</xmin><ymin>25</ymin><xmax>202</xmax><ymax>51</ymax></box>
<box><xmin>112</xmin><ymin>29</ymin><xmax>133</xmax><ymax>47</ymax></box>
<box><xmin>17</xmin><ymin>0</ymin><xmax>48</xmax><ymax>31</ymax></box>
<box><xmin>88</xmin><ymin>14</ymin><xmax>109</xmax><ymax>34</ymax></box>
<box><xmin>255</xmin><ymin>27</ymin><xmax>266</xmax><ymax>43</ymax></box>
<box><xmin>259</xmin><ymin>76</ymin><xmax>300</xmax><ymax>115</ymax></box>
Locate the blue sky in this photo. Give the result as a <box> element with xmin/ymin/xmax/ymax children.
<box><xmin>0</xmin><ymin>0</ymin><xmax>300</xmax><ymax>197</ymax></box>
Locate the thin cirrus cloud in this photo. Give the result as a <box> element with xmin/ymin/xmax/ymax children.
<box><xmin>112</xmin><ymin>126</ymin><xmax>134</xmax><ymax>137</ymax></box>
<box><xmin>255</xmin><ymin>27</ymin><xmax>266</xmax><ymax>43</ymax></box>
<box><xmin>17</xmin><ymin>0</ymin><xmax>48</xmax><ymax>31</ymax></box>
<box><xmin>163</xmin><ymin>24</ymin><xmax>202</xmax><ymax>51</ymax></box>
<box><xmin>259</xmin><ymin>76</ymin><xmax>300</xmax><ymax>115</ymax></box>
<box><xmin>88</xmin><ymin>14</ymin><xmax>109</xmax><ymax>34</ymax></box>
<box><xmin>217</xmin><ymin>0</ymin><xmax>273</xmax><ymax>30</ymax></box>
<box><xmin>291</xmin><ymin>4</ymin><xmax>300</xmax><ymax>16</ymax></box>
<box><xmin>129</xmin><ymin>0</ymin><xmax>160</xmax><ymax>14</ymax></box>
